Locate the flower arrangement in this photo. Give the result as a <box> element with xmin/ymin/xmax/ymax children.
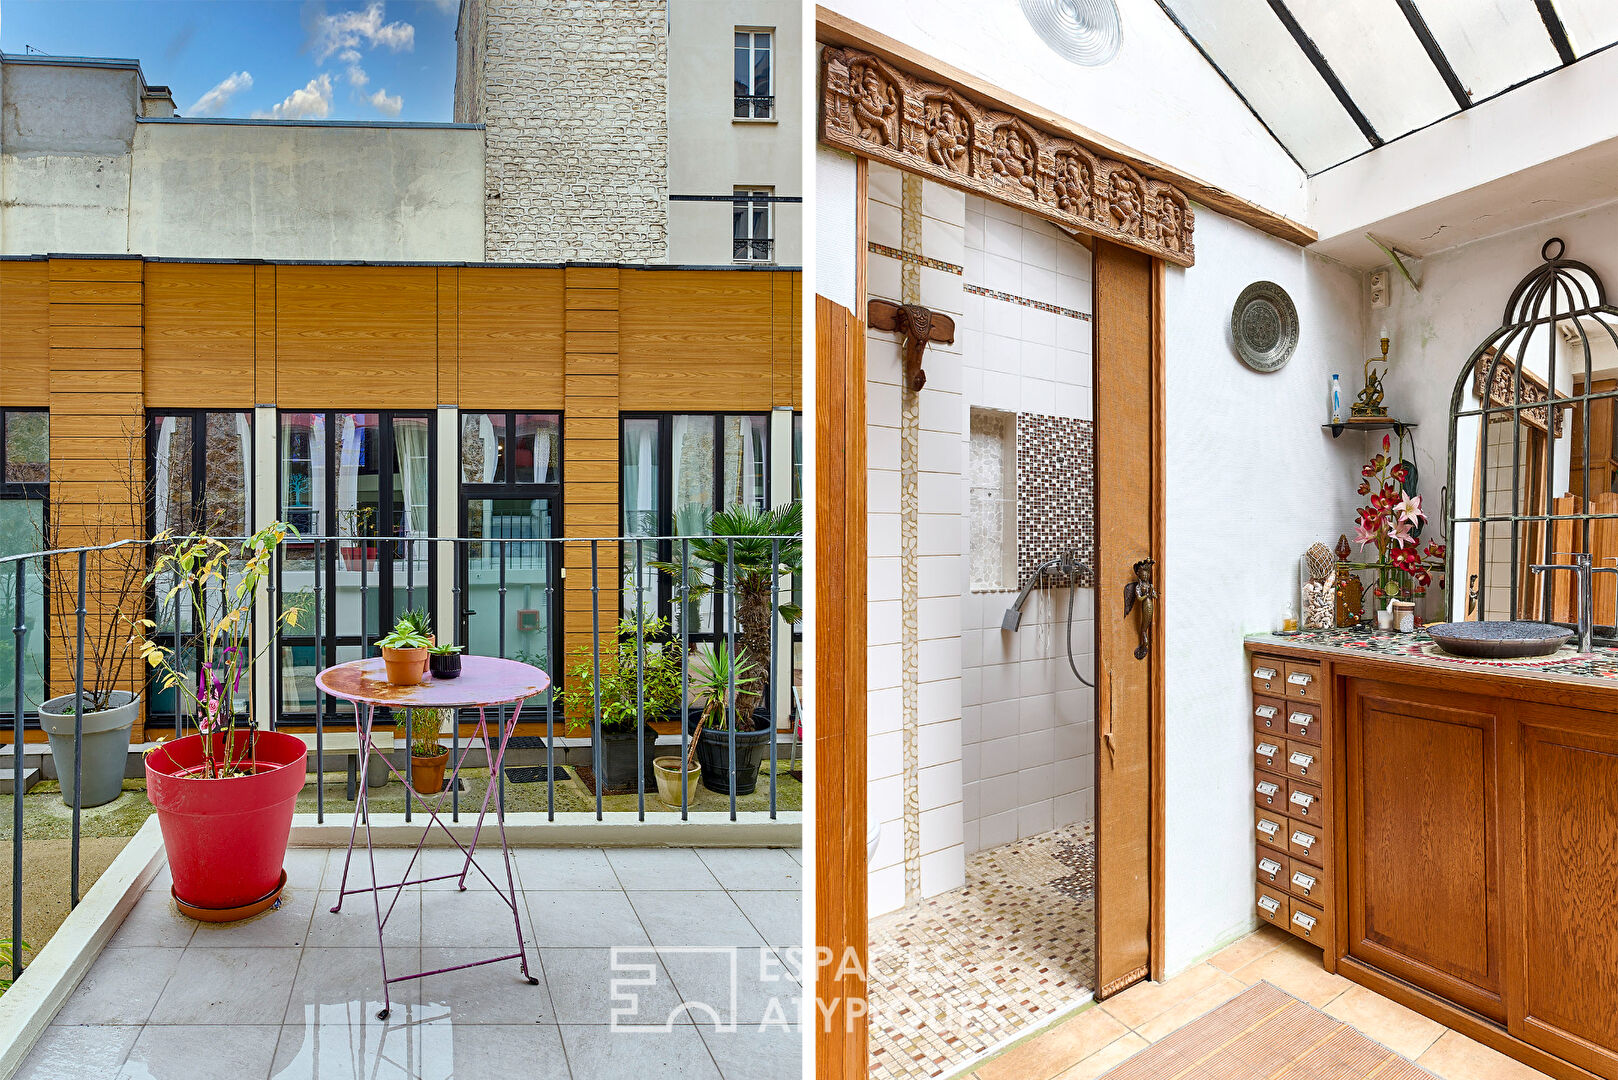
<box><xmin>1354</xmin><ymin>435</ymin><xmax>1445</xmax><ymax>602</ymax></box>
<box><xmin>135</xmin><ymin>523</ymin><xmax>301</xmax><ymax>778</ymax></box>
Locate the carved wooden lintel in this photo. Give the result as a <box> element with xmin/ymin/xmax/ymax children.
<box><xmin>1474</xmin><ymin>347</ymin><xmax>1566</xmax><ymax>437</ymax></box>
<box><xmin>868</xmin><ymin>299</ymin><xmax>955</xmax><ymax>392</ymax></box>
<box><xmin>821</xmin><ymin>46</ymin><xmax>1196</xmax><ymax>267</ymax></box>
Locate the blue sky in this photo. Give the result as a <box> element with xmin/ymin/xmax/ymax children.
<box><xmin>0</xmin><ymin>0</ymin><xmax>458</xmax><ymax>122</ymax></box>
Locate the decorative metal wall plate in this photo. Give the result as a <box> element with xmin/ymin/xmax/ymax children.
<box><xmin>1231</xmin><ymin>281</ymin><xmax>1298</xmax><ymax>372</ymax></box>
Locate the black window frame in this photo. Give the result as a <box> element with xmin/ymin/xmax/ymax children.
<box><xmin>733</xmin><ymin>27</ymin><xmax>775</xmax><ymax>119</ymax></box>
<box><xmin>733</xmin><ymin>188</ymin><xmax>775</xmax><ymax>264</ymax></box>
<box><xmin>1</xmin><ymin>408</ymin><xmax>49</xmax><ymax>729</ymax></box>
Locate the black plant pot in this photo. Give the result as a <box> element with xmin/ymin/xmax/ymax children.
<box><xmin>429</xmin><ymin>653</ymin><xmax>462</xmax><ymax>679</ymax></box>
<box><xmin>686</xmin><ymin>708</ymin><xmax>775</xmax><ymax>796</ymax></box>
<box><xmin>598</xmin><ymin>727</ymin><xmax>658</xmax><ymax>790</ymax></box>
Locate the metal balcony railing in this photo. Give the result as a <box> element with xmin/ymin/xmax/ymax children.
<box><xmin>2</xmin><ymin>531</ymin><xmax>802</xmax><ymax>984</ymax></box>
<box><xmin>733</xmin><ymin>237</ymin><xmax>775</xmax><ymax>262</ymax></box>
<box><xmin>733</xmin><ymin>94</ymin><xmax>775</xmax><ymax>119</ymax></box>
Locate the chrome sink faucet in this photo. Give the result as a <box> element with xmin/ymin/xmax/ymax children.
<box><xmin>1530</xmin><ymin>552</ymin><xmax>1618</xmax><ymax>653</ymax></box>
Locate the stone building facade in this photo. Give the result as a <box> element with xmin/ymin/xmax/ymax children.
<box><xmin>455</xmin><ymin>0</ymin><xmax>670</xmax><ymax>262</ymax></box>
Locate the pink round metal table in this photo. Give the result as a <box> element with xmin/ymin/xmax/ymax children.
<box><xmin>315</xmin><ymin>655</ymin><xmax>550</xmax><ymax>1019</ymax></box>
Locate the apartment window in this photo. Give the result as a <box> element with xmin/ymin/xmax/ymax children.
<box><xmin>734</xmin><ymin>188</ymin><xmax>774</xmax><ymax>263</ymax></box>
<box><xmin>1</xmin><ymin>410</ymin><xmax>48</xmax><ymax>724</ymax></box>
<box><xmin>734</xmin><ymin>29</ymin><xmax>773</xmax><ymax>119</ymax></box>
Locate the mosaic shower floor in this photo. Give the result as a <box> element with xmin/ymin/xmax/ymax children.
<box><xmin>868</xmin><ymin>822</ymin><xmax>1096</xmax><ymax>1080</ymax></box>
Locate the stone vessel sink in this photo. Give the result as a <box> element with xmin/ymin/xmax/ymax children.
<box><xmin>1425</xmin><ymin>621</ymin><xmax>1574</xmax><ymax>659</ymax></box>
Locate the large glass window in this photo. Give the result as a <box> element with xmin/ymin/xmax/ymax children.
<box><xmin>1</xmin><ymin>410</ymin><xmax>47</xmax><ymax>725</ymax></box>
<box><xmin>733</xmin><ymin>188</ymin><xmax>774</xmax><ymax>263</ymax></box>
<box><xmin>621</xmin><ymin>413</ymin><xmax>771</xmax><ymax>638</ymax></box>
<box><xmin>733</xmin><ymin>28</ymin><xmax>773</xmax><ymax>119</ymax></box>
<box><xmin>459</xmin><ymin>412</ymin><xmax>561</xmax><ymax>682</ymax></box>
<box><xmin>276</xmin><ymin>411</ymin><xmax>435</xmax><ymax>725</ymax></box>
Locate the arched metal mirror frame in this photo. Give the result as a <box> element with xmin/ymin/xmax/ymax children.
<box><xmin>1444</xmin><ymin>238</ymin><xmax>1618</xmax><ymax>638</ymax></box>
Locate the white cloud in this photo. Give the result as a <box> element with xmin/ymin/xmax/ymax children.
<box><xmin>186</xmin><ymin>71</ymin><xmax>253</xmax><ymax>116</ymax></box>
<box><xmin>429</xmin><ymin>0</ymin><xmax>457</xmax><ymax>12</ymax></box>
<box><xmin>368</xmin><ymin>87</ymin><xmax>403</xmax><ymax>116</ymax></box>
<box><xmin>340</xmin><ymin>48</ymin><xmax>369</xmax><ymax>86</ymax></box>
<box><xmin>255</xmin><ymin>74</ymin><xmax>334</xmax><ymax>120</ymax></box>
<box><xmin>310</xmin><ymin>2</ymin><xmax>414</xmax><ymax>62</ymax></box>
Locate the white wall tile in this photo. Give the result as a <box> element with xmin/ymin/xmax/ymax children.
<box><xmin>920</xmin><ymin>804</ymin><xmax>964</xmax><ymax>855</ymax></box>
<box><xmin>980</xmin><ymin>733</ymin><xmax>1018</xmax><ymax>783</ymax></box>
<box><xmin>869</xmin><ymin>864</ymin><xmax>904</xmax><ymax>918</ymax></box>
<box><xmin>1017</xmin><ymin>802</ymin><xmax>1054</xmax><ymax>839</ymax></box>
<box><xmin>918</xmin><ymin>759</ymin><xmax>962</xmax><ymax>813</ymax></box>
<box><xmin>918</xmin><ymin>677</ymin><xmax>962</xmax><ymax>726</ymax></box>
<box><xmin>980</xmin><ymin>810</ymin><xmax>1017</xmax><ymax>850</ymax></box>
<box><xmin>867</xmin><ymin>687</ymin><xmax>901</xmax><ymax>735</ymax></box>
<box><xmin>921</xmin><ymin>845</ymin><xmax>966</xmax><ymax>895</ymax></box>
<box><xmin>919</xmin><ymin>716</ymin><xmax>962</xmax><ymax>769</ymax></box>
<box><xmin>868</xmin><ymin>729</ymin><xmax>902</xmax><ymax>781</ymax></box>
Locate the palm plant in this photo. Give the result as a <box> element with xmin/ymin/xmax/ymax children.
<box><xmin>683</xmin><ymin>640</ymin><xmax>761</xmax><ymax>771</ymax></box>
<box><xmin>651</xmin><ymin>502</ymin><xmax>801</xmax><ymax>719</ymax></box>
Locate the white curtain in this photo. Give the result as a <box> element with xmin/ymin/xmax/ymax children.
<box><xmin>232</xmin><ymin>413</ymin><xmax>252</xmax><ymax>532</ymax></box>
<box><xmin>394</xmin><ymin>418</ymin><xmax>430</xmax><ymax>538</ymax></box>
<box><xmin>153</xmin><ymin>416</ymin><xmax>179</xmax><ymax>533</ymax></box>
<box><xmin>336</xmin><ymin>414</ymin><xmax>360</xmax><ymax>540</ymax></box>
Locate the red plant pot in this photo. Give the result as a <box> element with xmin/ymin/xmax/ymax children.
<box><xmin>145</xmin><ymin>730</ymin><xmax>308</xmax><ymax>916</ymax></box>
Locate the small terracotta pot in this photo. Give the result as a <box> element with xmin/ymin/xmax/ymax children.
<box><xmin>381</xmin><ymin>646</ymin><xmax>428</xmax><ymax>685</ymax></box>
<box><xmin>410</xmin><ymin>747</ymin><xmax>449</xmax><ymax>795</ymax></box>
<box><xmin>421</xmin><ymin>634</ymin><xmax>435</xmax><ymax>677</ymax></box>
<box><xmin>653</xmin><ymin>755</ymin><xmax>701</xmax><ymax>809</ymax></box>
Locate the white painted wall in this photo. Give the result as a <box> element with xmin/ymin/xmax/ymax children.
<box><xmin>820</xmin><ymin>0</ymin><xmax>1307</xmax><ymax>220</ymax></box>
<box><xmin>1162</xmin><ymin>212</ymin><xmax>1367</xmax><ymax>974</ymax></box>
<box><xmin>815</xmin><ymin>145</ymin><xmax>858</xmax><ymax>310</ymax></box>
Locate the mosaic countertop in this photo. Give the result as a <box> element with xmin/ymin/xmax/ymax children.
<box><xmin>1247</xmin><ymin>625</ymin><xmax>1618</xmax><ymax>688</ymax></box>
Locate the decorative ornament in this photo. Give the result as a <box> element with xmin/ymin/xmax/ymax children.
<box><xmin>1231</xmin><ymin>281</ymin><xmax>1298</xmax><ymax>372</ymax></box>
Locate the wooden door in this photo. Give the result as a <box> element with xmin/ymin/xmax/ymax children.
<box><xmin>1345</xmin><ymin>678</ymin><xmax>1505</xmax><ymax>1021</ymax></box>
<box><xmin>813</xmin><ymin>295</ymin><xmax>868</xmax><ymax>1078</ymax></box>
<box><xmin>1090</xmin><ymin>241</ymin><xmax>1161</xmax><ymax>997</ymax></box>
<box><xmin>1505</xmin><ymin>701</ymin><xmax>1618</xmax><ymax>1077</ymax></box>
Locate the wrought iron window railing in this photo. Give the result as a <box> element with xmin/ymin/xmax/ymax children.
<box><xmin>733</xmin><ymin>237</ymin><xmax>774</xmax><ymax>262</ymax></box>
<box><xmin>733</xmin><ymin>94</ymin><xmax>775</xmax><ymax>119</ymax></box>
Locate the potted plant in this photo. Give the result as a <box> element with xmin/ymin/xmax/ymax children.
<box><xmin>397</xmin><ymin>608</ymin><xmax>434</xmax><ymax>675</ymax></box>
<box><xmin>685</xmin><ymin>641</ymin><xmax>769</xmax><ymax>795</ymax></box>
<box><xmin>137</xmin><ymin>524</ymin><xmax>309</xmax><ymax>921</ymax></box>
<box><xmin>652</xmin><ymin>503</ymin><xmax>802</xmax><ymax>719</ymax></box>
<box><xmin>429</xmin><ymin>642</ymin><xmax>463</xmax><ymax>680</ymax></box>
<box><xmin>558</xmin><ymin>616</ymin><xmax>682</xmax><ymax>790</ymax></box>
<box><xmin>377</xmin><ymin>620</ymin><xmax>431</xmax><ymax>686</ymax></box>
<box><xmin>396</xmin><ymin>707</ymin><xmax>450</xmax><ymax>795</ymax></box>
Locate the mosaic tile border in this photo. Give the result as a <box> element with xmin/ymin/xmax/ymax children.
<box><xmin>965</xmin><ymin>282</ymin><xmax>1091</xmax><ymax>322</ymax></box>
<box><xmin>1016</xmin><ymin>413</ymin><xmax>1097</xmax><ymax>589</ymax></box>
<box><xmin>898</xmin><ymin>173</ymin><xmax>923</xmax><ymax>905</ymax></box>
<box><xmin>869</xmin><ymin>241</ymin><xmax>965</xmax><ymax>276</ymax></box>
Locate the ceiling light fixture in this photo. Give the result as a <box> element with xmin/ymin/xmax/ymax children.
<box><xmin>1019</xmin><ymin>0</ymin><xmax>1122</xmax><ymax>67</ymax></box>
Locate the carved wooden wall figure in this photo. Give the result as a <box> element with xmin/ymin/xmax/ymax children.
<box><xmin>868</xmin><ymin>299</ymin><xmax>956</xmax><ymax>393</ymax></box>
<box><xmin>820</xmin><ymin>45</ymin><xmax>1196</xmax><ymax>266</ymax></box>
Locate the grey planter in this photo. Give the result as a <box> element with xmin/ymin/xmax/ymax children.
<box><xmin>37</xmin><ymin>691</ymin><xmax>140</xmax><ymax>808</ymax></box>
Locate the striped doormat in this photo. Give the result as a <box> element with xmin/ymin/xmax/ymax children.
<box><xmin>1102</xmin><ymin>982</ymin><xmax>1439</xmax><ymax>1079</ymax></box>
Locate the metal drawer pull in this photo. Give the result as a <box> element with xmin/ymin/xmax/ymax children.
<box><xmin>1257</xmin><ymin>819</ymin><xmax>1280</xmax><ymax>837</ymax></box>
<box><xmin>1255</xmin><ymin>705</ymin><xmax>1278</xmax><ymax>720</ymax></box>
<box><xmin>1289</xmin><ymin>751</ymin><xmax>1314</xmax><ymax>769</ymax></box>
<box><xmin>1254</xmin><ymin>667</ymin><xmax>1277</xmax><ymax>680</ymax></box>
<box><xmin>1257</xmin><ymin>781</ymin><xmax>1280</xmax><ymax>798</ymax></box>
<box><xmin>1291</xmin><ymin>910</ymin><xmax>1317</xmax><ymax>933</ymax></box>
<box><xmin>1258</xmin><ymin>858</ymin><xmax>1281</xmax><ymax>876</ymax></box>
<box><xmin>1257</xmin><ymin>742</ymin><xmax>1279</xmax><ymax>757</ymax></box>
<box><xmin>1289</xmin><ymin>790</ymin><xmax>1314</xmax><ymax>810</ymax></box>
<box><xmin>1292</xmin><ymin>871</ymin><xmax>1316</xmax><ymax>892</ymax></box>
<box><xmin>1289</xmin><ymin>712</ymin><xmax>1314</xmax><ymax>727</ymax></box>
<box><xmin>1287</xmin><ymin>671</ymin><xmax>1313</xmax><ymax>686</ymax></box>
<box><xmin>1258</xmin><ymin>895</ymin><xmax>1281</xmax><ymax>915</ymax></box>
<box><xmin>1291</xmin><ymin>830</ymin><xmax>1316</xmax><ymax>849</ymax></box>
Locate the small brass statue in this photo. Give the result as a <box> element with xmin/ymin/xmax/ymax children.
<box><xmin>1351</xmin><ymin>333</ymin><xmax>1391</xmax><ymax>419</ymax></box>
<box><xmin>1122</xmin><ymin>558</ymin><xmax>1157</xmax><ymax>661</ymax></box>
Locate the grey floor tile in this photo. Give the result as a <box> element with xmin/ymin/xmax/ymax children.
<box><xmin>107</xmin><ymin>889</ymin><xmax>196</xmax><ymax>950</ymax></box>
<box><xmin>785</xmin><ymin>849</ymin><xmax>802</xmax><ymax>865</ymax></box>
<box><xmin>282</xmin><ymin>946</ymin><xmax>421</xmax><ymax>1028</ymax></box>
<box><xmin>538</xmin><ymin>946</ymin><xmax>693</xmax><ymax>1026</ymax></box>
<box><xmin>417</xmin><ymin>844</ymin><xmax>517</xmax><ymax>891</ymax></box>
<box><xmin>606</xmin><ymin>849</ymin><xmax>721</xmax><ymax>891</ymax></box>
<box><xmin>627</xmin><ymin>891</ymin><xmax>765</xmax><ymax>948</ymax></box>
<box><xmin>147</xmin><ymin>945</ymin><xmax>301</xmax><ymax>1025</ymax></box>
<box><xmin>560</xmin><ymin>1024</ymin><xmax>723</xmax><ymax>1080</ymax></box>
<box><xmin>190</xmin><ymin>883</ymin><xmax>319</xmax><ymax>948</ymax></box>
<box><xmin>730</xmin><ymin>891</ymin><xmax>800</xmax><ymax>949</ymax></box>
<box><xmin>420</xmin><ymin>888</ymin><xmax>530</xmax><ymax>948</ymax></box>
<box><xmin>307</xmin><ymin>889</ymin><xmax>420</xmax><ymax>948</ymax></box>
<box><xmin>697</xmin><ymin>1023</ymin><xmax>803</xmax><ymax>1080</ymax></box>
<box><xmin>324</xmin><ymin>847</ymin><xmax>432</xmax><ymax>895</ymax></box>
<box><xmin>513</xmin><ymin>847</ymin><xmax>621</xmax><ymax>891</ymax></box>
<box><xmin>281</xmin><ymin>847</ymin><xmax>331</xmax><ymax>892</ymax></box>
<box><xmin>53</xmin><ymin>946</ymin><xmax>184</xmax><ymax>1026</ymax></box>
<box><xmin>696</xmin><ymin>849</ymin><xmax>802</xmax><ymax>891</ymax></box>
<box><xmin>524</xmin><ymin>890</ymin><xmax>650</xmax><ymax>948</ymax></box>
<box><xmin>416</xmin><ymin>1022</ymin><xmax>569</xmax><ymax>1079</ymax></box>
<box><xmin>270</xmin><ymin>1022</ymin><xmax>421</xmax><ymax>1080</ymax></box>
<box><xmin>119</xmin><ymin>1024</ymin><xmax>280</xmax><ymax>1080</ymax></box>
<box><xmin>658</xmin><ymin>946</ymin><xmax>801</xmax><ymax>1026</ymax></box>
<box><xmin>16</xmin><ymin>1025</ymin><xmax>139</xmax><ymax>1080</ymax></box>
<box><xmin>415</xmin><ymin>946</ymin><xmax>549</xmax><ymax>1025</ymax></box>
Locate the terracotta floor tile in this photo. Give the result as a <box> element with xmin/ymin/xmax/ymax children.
<box><xmin>1134</xmin><ymin>974</ymin><xmax>1247</xmax><ymax>1043</ymax></box>
<box><xmin>1415</xmin><ymin>1031</ymin><xmax>1558</xmax><ymax>1080</ymax></box>
<box><xmin>1051</xmin><ymin>1033</ymin><xmax>1150</xmax><ymax>1080</ymax></box>
<box><xmin>1322</xmin><ymin>985</ymin><xmax>1446</xmax><ymax>1061</ymax></box>
<box><xmin>974</xmin><ymin>1007</ymin><xmax>1129</xmax><ymax>1080</ymax></box>
<box><xmin>1207</xmin><ymin>926</ymin><xmax>1288</xmax><ymax>976</ymax></box>
<box><xmin>1100</xmin><ymin>963</ymin><xmax>1230</xmax><ymax>1030</ymax></box>
<box><xmin>1228</xmin><ymin>941</ymin><xmax>1350</xmax><ymax>1008</ymax></box>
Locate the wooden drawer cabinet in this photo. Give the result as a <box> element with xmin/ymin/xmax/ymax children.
<box><xmin>1287</xmin><ymin>863</ymin><xmax>1323</xmax><ymax>902</ymax></box>
<box><xmin>1289</xmin><ymin>897</ymin><xmax>1325</xmax><ymax>943</ymax></box>
<box><xmin>1285</xmin><ymin>661</ymin><xmax>1322</xmax><ymax>703</ymax></box>
<box><xmin>1252</xmin><ymin>660</ymin><xmax>1282</xmax><ymax>696</ymax></box>
<box><xmin>1254</xmin><ymin>735</ymin><xmax>1282</xmax><ymax>772</ymax></box>
<box><xmin>1285</xmin><ymin>743</ymin><xmax>1319</xmax><ymax>780</ymax></box>
<box><xmin>1257</xmin><ymin>882</ymin><xmax>1289</xmax><ymax>928</ymax></box>
<box><xmin>1287</xmin><ymin>821</ymin><xmax>1324</xmax><ymax>866</ymax></box>
<box><xmin>1255</xmin><ymin>773</ymin><xmax>1285</xmax><ymax>811</ymax></box>
<box><xmin>1287</xmin><ymin>778</ymin><xmax>1323</xmax><ymax>823</ymax></box>
<box><xmin>1286</xmin><ymin>706</ymin><xmax>1320</xmax><ymax>744</ymax></box>
<box><xmin>1257</xmin><ymin>851</ymin><xmax>1289</xmax><ymax>887</ymax></box>
<box><xmin>1253</xmin><ymin>699</ymin><xmax>1284</xmax><ymax>735</ymax></box>
<box><xmin>1255</xmin><ymin>809</ymin><xmax>1286</xmax><ymax>853</ymax></box>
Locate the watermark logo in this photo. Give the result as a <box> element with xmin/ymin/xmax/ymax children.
<box><xmin>609</xmin><ymin>946</ymin><xmax>801</xmax><ymax>1033</ymax></box>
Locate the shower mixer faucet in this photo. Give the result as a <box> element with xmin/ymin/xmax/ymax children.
<box><xmin>1001</xmin><ymin>551</ymin><xmax>1094</xmax><ymax>688</ymax></box>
